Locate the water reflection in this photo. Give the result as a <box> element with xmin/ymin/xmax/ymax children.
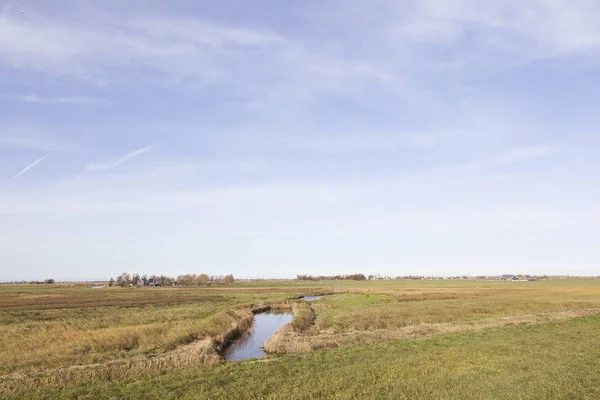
<box><xmin>300</xmin><ymin>296</ymin><xmax>323</xmax><ymax>301</ymax></box>
<box><xmin>225</xmin><ymin>312</ymin><xmax>293</xmax><ymax>361</ymax></box>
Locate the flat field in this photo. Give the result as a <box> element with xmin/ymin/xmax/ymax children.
<box><xmin>2</xmin><ymin>279</ymin><xmax>600</xmax><ymax>399</ymax></box>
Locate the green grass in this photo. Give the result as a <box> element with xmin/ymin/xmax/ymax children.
<box><xmin>4</xmin><ymin>313</ymin><xmax>600</xmax><ymax>399</ymax></box>
<box><xmin>0</xmin><ymin>284</ymin><xmax>320</xmax><ymax>374</ymax></box>
<box><xmin>3</xmin><ymin>279</ymin><xmax>600</xmax><ymax>399</ymax></box>
<box><xmin>310</xmin><ymin>283</ymin><xmax>600</xmax><ymax>333</ymax></box>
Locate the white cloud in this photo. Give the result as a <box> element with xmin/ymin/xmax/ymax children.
<box><xmin>85</xmin><ymin>145</ymin><xmax>156</xmax><ymax>172</ymax></box>
<box><xmin>434</xmin><ymin>144</ymin><xmax>568</xmax><ymax>178</ymax></box>
<box><xmin>320</xmin><ymin>0</ymin><xmax>600</xmax><ymax>78</ymax></box>
<box><xmin>0</xmin><ymin>4</ymin><xmax>9</xmax><ymax>28</ymax></box>
<box><xmin>128</xmin><ymin>16</ymin><xmax>287</xmax><ymax>49</ymax></box>
<box><xmin>403</xmin><ymin>0</ymin><xmax>600</xmax><ymax>59</ymax></box>
<box><xmin>0</xmin><ymin>10</ymin><xmax>285</xmax><ymax>79</ymax></box>
<box><xmin>2</xmin><ymin>1</ymin><xmax>600</xmax><ymax>279</ymax></box>
<box><xmin>0</xmin><ymin>3</ymin><xmax>395</xmax><ymax>108</ymax></box>
<box><xmin>9</xmin><ymin>94</ymin><xmax>104</xmax><ymax>104</ymax></box>
<box><xmin>495</xmin><ymin>145</ymin><xmax>565</xmax><ymax>164</ymax></box>
<box><xmin>0</xmin><ymin>136</ymin><xmax>71</xmax><ymax>152</ymax></box>
<box><xmin>0</xmin><ymin>153</ymin><xmax>590</xmax><ymax>216</ymax></box>
<box><xmin>2</xmin><ymin>1</ymin><xmax>600</xmax><ymax>104</ymax></box>
<box><xmin>0</xmin><ymin>123</ymin><xmax>76</xmax><ymax>152</ymax></box>
<box><xmin>1</xmin><ymin>153</ymin><xmax>598</xmax><ymax>279</ymax></box>
<box><xmin>246</xmin><ymin>132</ymin><xmax>448</xmax><ymax>154</ymax></box>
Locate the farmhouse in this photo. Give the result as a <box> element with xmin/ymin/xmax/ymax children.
<box><xmin>500</xmin><ymin>274</ymin><xmax>531</xmax><ymax>281</ymax></box>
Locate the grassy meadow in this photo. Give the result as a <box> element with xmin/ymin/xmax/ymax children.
<box><xmin>2</xmin><ymin>279</ymin><xmax>600</xmax><ymax>399</ymax></box>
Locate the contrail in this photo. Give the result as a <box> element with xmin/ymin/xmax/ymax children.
<box><xmin>85</xmin><ymin>145</ymin><xmax>156</xmax><ymax>171</ymax></box>
<box><xmin>11</xmin><ymin>157</ymin><xmax>47</xmax><ymax>180</ymax></box>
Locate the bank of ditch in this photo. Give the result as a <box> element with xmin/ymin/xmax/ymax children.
<box><xmin>266</xmin><ymin>306</ymin><xmax>600</xmax><ymax>355</ymax></box>
<box><xmin>263</xmin><ymin>301</ymin><xmax>317</xmax><ymax>354</ymax></box>
<box><xmin>0</xmin><ymin>293</ymin><xmax>327</xmax><ymax>392</ymax></box>
<box><xmin>5</xmin><ymin>299</ymin><xmax>599</xmax><ymax>397</ymax></box>
<box><xmin>0</xmin><ymin>301</ymin><xmax>297</xmax><ymax>388</ymax></box>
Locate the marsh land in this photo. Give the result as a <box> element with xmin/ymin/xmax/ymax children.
<box><xmin>2</xmin><ymin>279</ymin><xmax>600</xmax><ymax>399</ymax></box>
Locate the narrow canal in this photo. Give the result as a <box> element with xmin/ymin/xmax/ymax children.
<box><xmin>300</xmin><ymin>295</ymin><xmax>323</xmax><ymax>301</ymax></box>
<box><xmin>224</xmin><ymin>312</ymin><xmax>293</xmax><ymax>361</ymax></box>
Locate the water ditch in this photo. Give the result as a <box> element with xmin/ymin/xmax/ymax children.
<box><xmin>224</xmin><ymin>311</ymin><xmax>293</xmax><ymax>361</ymax></box>
<box><xmin>300</xmin><ymin>295</ymin><xmax>323</xmax><ymax>301</ymax></box>
<box><xmin>225</xmin><ymin>295</ymin><xmax>326</xmax><ymax>361</ymax></box>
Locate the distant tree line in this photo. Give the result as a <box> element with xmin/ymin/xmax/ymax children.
<box><xmin>371</xmin><ymin>275</ymin><xmax>553</xmax><ymax>281</ymax></box>
<box><xmin>16</xmin><ymin>279</ymin><xmax>56</xmax><ymax>284</ymax></box>
<box><xmin>108</xmin><ymin>273</ymin><xmax>235</xmax><ymax>287</ymax></box>
<box><xmin>1</xmin><ymin>279</ymin><xmax>57</xmax><ymax>285</ymax></box>
<box><xmin>297</xmin><ymin>274</ymin><xmax>556</xmax><ymax>282</ymax></box>
<box><xmin>296</xmin><ymin>274</ymin><xmax>367</xmax><ymax>281</ymax></box>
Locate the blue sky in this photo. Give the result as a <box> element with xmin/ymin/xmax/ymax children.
<box><xmin>1</xmin><ymin>0</ymin><xmax>600</xmax><ymax>281</ymax></box>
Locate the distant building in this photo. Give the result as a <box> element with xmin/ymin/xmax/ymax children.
<box><xmin>136</xmin><ymin>278</ymin><xmax>144</xmax><ymax>287</ymax></box>
<box><xmin>500</xmin><ymin>274</ymin><xmax>530</xmax><ymax>281</ymax></box>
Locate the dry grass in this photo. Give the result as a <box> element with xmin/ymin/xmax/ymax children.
<box><xmin>310</xmin><ymin>285</ymin><xmax>600</xmax><ymax>332</ymax></box>
<box><xmin>0</xmin><ymin>284</ymin><xmax>315</xmax><ymax>374</ymax></box>
<box><xmin>6</xmin><ymin>312</ymin><xmax>600</xmax><ymax>399</ymax></box>
<box><xmin>0</xmin><ymin>309</ymin><xmax>255</xmax><ymax>386</ymax></box>
<box><xmin>290</xmin><ymin>302</ymin><xmax>316</xmax><ymax>332</ymax></box>
<box><xmin>263</xmin><ymin>302</ymin><xmax>315</xmax><ymax>354</ymax></box>
<box><xmin>266</xmin><ymin>306</ymin><xmax>600</xmax><ymax>353</ymax></box>
<box><xmin>265</xmin><ymin>280</ymin><xmax>600</xmax><ymax>354</ymax></box>
<box><xmin>4</xmin><ymin>279</ymin><xmax>600</xmax><ymax>398</ymax></box>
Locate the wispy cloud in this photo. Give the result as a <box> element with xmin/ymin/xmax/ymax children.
<box><xmin>0</xmin><ymin>11</ymin><xmax>287</xmax><ymax>79</ymax></box>
<box><xmin>0</xmin><ymin>122</ymin><xmax>77</xmax><ymax>152</ymax></box>
<box><xmin>401</xmin><ymin>0</ymin><xmax>600</xmax><ymax>71</ymax></box>
<box><xmin>10</xmin><ymin>157</ymin><xmax>46</xmax><ymax>180</ymax></box>
<box><xmin>0</xmin><ymin>3</ymin><xmax>9</xmax><ymax>29</ymax></box>
<box><xmin>85</xmin><ymin>145</ymin><xmax>156</xmax><ymax>172</ymax></box>
<box><xmin>0</xmin><ymin>135</ymin><xmax>75</xmax><ymax>154</ymax></box>
<box><xmin>236</xmin><ymin>131</ymin><xmax>448</xmax><ymax>155</ymax></box>
<box><xmin>2</xmin><ymin>1</ymin><xmax>600</xmax><ymax>280</ymax></box>
<box><xmin>4</xmin><ymin>94</ymin><xmax>104</xmax><ymax>104</ymax></box>
<box><xmin>0</xmin><ymin>4</ymin><xmax>395</xmax><ymax>108</ymax></box>
<box><xmin>0</xmin><ymin>136</ymin><xmax>74</xmax><ymax>152</ymax></box>
<box><xmin>494</xmin><ymin>145</ymin><xmax>565</xmax><ymax>164</ymax></box>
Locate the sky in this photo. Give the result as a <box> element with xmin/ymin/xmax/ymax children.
<box><xmin>1</xmin><ymin>0</ymin><xmax>600</xmax><ymax>281</ymax></box>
